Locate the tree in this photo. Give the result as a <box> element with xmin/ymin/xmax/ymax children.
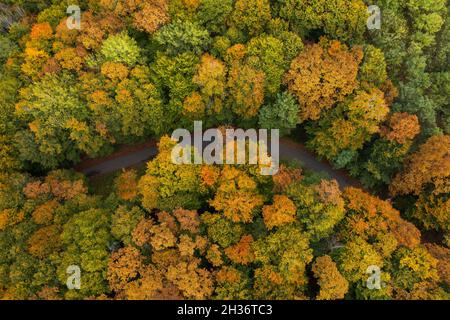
<box><xmin>340</xmin><ymin>187</ymin><xmax>421</xmax><ymax>251</ymax></box>
<box><xmin>138</xmin><ymin>136</ymin><xmax>204</xmax><ymax>211</ymax></box>
<box><xmin>209</xmin><ymin>166</ymin><xmax>264</xmax><ymax>223</ymax></box>
<box><xmin>390</xmin><ymin>135</ymin><xmax>450</xmax><ymax>196</ymax></box>
<box><xmin>380</xmin><ymin>112</ymin><xmax>421</xmax><ymax>144</ymax></box>
<box><xmin>359</xmin><ymin>45</ymin><xmax>388</xmax><ymax>88</ymax></box>
<box><xmin>154</xmin><ymin>20</ymin><xmax>211</xmax><ymax>56</ymax></box>
<box><xmin>335</xmin><ymin>237</ymin><xmax>391</xmax><ymax>299</ymax></box>
<box><xmin>99</xmin><ymin>0</ymin><xmax>169</xmax><ymax>34</ymax></box>
<box><xmin>390</xmin><ymin>246</ymin><xmax>441</xmax><ymax>299</ymax></box>
<box><xmin>411</xmin><ymin>193</ymin><xmax>449</xmax><ymax>235</ymax></box>
<box><xmin>262</xmin><ymin>195</ymin><xmax>296</xmax><ymax>230</ymax></box>
<box><xmin>197</xmin><ymin>0</ymin><xmax>233</xmax><ymax>34</ymax></box>
<box><xmin>279</xmin><ymin>0</ymin><xmax>368</xmax><ymax>43</ymax></box>
<box><xmin>100</xmin><ymin>32</ymin><xmax>141</xmax><ymax>66</ymax></box>
<box><xmin>111</xmin><ymin>206</ymin><xmax>144</xmax><ymax>245</ymax></box>
<box><xmin>150</xmin><ymin>51</ymin><xmax>199</xmax><ymax>130</ymax></box>
<box><xmin>284</xmin><ymin>39</ymin><xmax>362</xmax><ymax>121</ymax></box>
<box><xmin>271</xmin><ymin>164</ymin><xmax>302</xmax><ymax>193</ymax></box>
<box><xmin>306</xmin><ymin>88</ymin><xmax>389</xmax><ymax>161</ymax></box>
<box><xmin>312</xmin><ymin>255</ymin><xmax>349</xmax><ymax>300</ymax></box>
<box><xmin>286</xmin><ymin>180</ymin><xmax>346</xmax><ymax>241</ymax></box>
<box><xmin>27</xmin><ymin>225</ymin><xmax>61</xmax><ymax>259</ymax></box>
<box><xmin>425</xmin><ymin>244</ymin><xmax>450</xmax><ymax>286</ymax></box>
<box><xmin>14</xmin><ymin>73</ymin><xmax>91</xmax><ymax>168</ymax></box>
<box><xmin>191</xmin><ymin>53</ymin><xmax>227</xmax><ymax>121</ymax></box>
<box><xmin>201</xmin><ymin>212</ymin><xmax>244</xmax><ymax>248</ymax></box>
<box><xmin>245</xmin><ymin>35</ymin><xmax>286</xmax><ymax>95</ymax></box>
<box><xmin>227</xmin><ymin>63</ymin><xmax>265</xmax><ymax>119</ymax></box>
<box><xmin>107</xmin><ymin>246</ymin><xmax>143</xmax><ymax>293</ymax></box>
<box><xmin>230</xmin><ymin>0</ymin><xmax>271</xmax><ymax>38</ymax></box>
<box><xmin>252</xmin><ymin>225</ymin><xmax>313</xmax><ymax>299</ymax></box>
<box><xmin>59</xmin><ymin>208</ymin><xmax>111</xmax><ymax>298</ymax></box>
<box><xmin>114</xmin><ymin>169</ymin><xmax>138</xmax><ymax>201</ymax></box>
<box><xmin>214</xmin><ymin>266</ymin><xmax>251</xmax><ymax>299</ymax></box>
<box><xmin>133</xmin><ymin>0</ymin><xmax>170</xmax><ymax>34</ymax></box>
<box><xmin>224</xmin><ymin>235</ymin><xmax>255</xmax><ymax>265</ymax></box>
<box><xmin>258</xmin><ymin>92</ymin><xmax>299</xmax><ymax>136</ymax></box>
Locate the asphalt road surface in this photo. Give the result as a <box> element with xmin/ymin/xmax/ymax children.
<box><xmin>79</xmin><ymin>138</ymin><xmax>361</xmax><ymax>189</ymax></box>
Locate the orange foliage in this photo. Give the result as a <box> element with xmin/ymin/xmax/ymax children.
<box><xmin>45</xmin><ymin>173</ymin><xmax>87</xmax><ymax>200</ymax></box>
<box><xmin>284</xmin><ymin>39</ymin><xmax>362</xmax><ymax>121</ymax></box>
<box><xmin>224</xmin><ymin>235</ymin><xmax>255</xmax><ymax>265</ymax></box>
<box><xmin>99</xmin><ymin>0</ymin><xmax>169</xmax><ymax>34</ymax></box>
<box><xmin>225</xmin><ymin>44</ymin><xmax>246</xmax><ymax>62</ymax></box>
<box><xmin>30</xmin><ymin>22</ymin><xmax>53</xmax><ymax>41</ymax></box>
<box><xmin>132</xmin><ymin>217</ymin><xmax>154</xmax><ymax>246</ymax></box>
<box><xmin>21</xmin><ymin>47</ymin><xmax>49</xmax><ymax>78</ymax></box>
<box><xmin>166</xmin><ymin>259</ymin><xmax>214</xmax><ymax>299</ymax></box>
<box><xmin>182</xmin><ymin>91</ymin><xmax>205</xmax><ymax>118</ymax></box>
<box><xmin>101</xmin><ymin>61</ymin><xmax>129</xmax><ymax>80</ymax></box>
<box><xmin>209</xmin><ymin>166</ymin><xmax>264</xmax><ymax>223</ymax></box>
<box><xmin>114</xmin><ymin>169</ymin><xmax>138</xmax><ymax>201</ymax></box>
<box><xmin>133</xmin><ymin>0</ymin><xmax>170</xmax><ymax>33</ymax></box>
<box><xmin>380</xmin><ymin>112</ymin><xmax>421</xmax><ymax>144</ymax></box>
<box><xmin>77</xmin><ymin>12</ymin><xmax>124</xmax><ymax>50</ymax></box>
<box><xmin>227</xmin><ymin>63</ymin><xmax>265</xmax><ymax>118</ymax></box>
<box><xmin>342</xmin><ymin>187</ymin><xmax>421</xmax><ymax>249</ymax></box>
<box><xmin>108</xmin><ymin>246</ymin><xmax>143</xmax><ymax>292</ymax></box>
<box><xmin>27</xmin><ymin>225</ymin><xmax>61</xmax><ymax>258</ymax></box>
<box><xmin>312</xmin><ymin>255</ymin><xmax>349</xmax><ymax>300</ymax></box>
<box><xmin>215</xmin><ymin>266</ymin><xmax>241</xmax><ymax>284</ymax></box>
<box><xmin>173</xmin><ymin>209</ymin><xmax>200</xmax><ymax>234</ymax></box>
<box><xmin>200</xmin><ymin>165</ymin><xmax>221</xmax><ymax>188</ymax></box>
<box><xmin>313</xmin><ymin>179</ymin><xmax>344</xmax><ymax>209</ymax></box>
<box><xmin>54</xmin><ymin>47</ymin><xmax>87</xmax><ymax>72</ymax></box>
<box><xmin>425</xmin><ymin>244</ymin><xmax>450</xmax><ymax>286</ymax></box>
<box><xmin>390</xmin><ymin>135</ymin><xmax>450</xmax><ymax>196</ymax></box>
<box><xmin>23</xmin><ymin>181</ymin><xmax>50</xmax><ymax>199</ymax></box>
<box><xmin>149</xmin><ymin>224</ymin><xmax>177</xmax><ymax>251</ymax></box>
<box><xmin>262</xmin><ymin>195</ymin><xmax>297</xmax><ymax>230</ymax></box>
<box><xmin>272</xmin><ymin>165</ymin><xmax>302</xmax><ymax>193</ymax></box>
<box><xmin>32</xmin><ymin>200</ymin><xmax>59</xmax><ymax>225</ymax></box>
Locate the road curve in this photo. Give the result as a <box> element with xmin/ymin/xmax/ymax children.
<box><xmin>76</xmin><ymin>138</ymin><xmax>361</xmax><ymax>189</ymax></box>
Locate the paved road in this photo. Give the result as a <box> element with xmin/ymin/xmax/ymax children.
<box><xmin>279</xmin><ymin>138</ymin><xmax>362</xmax><ymax>189</ymax></box>
<box><xmin>79</xmin><ymin>138</ymin><xmax>361</xmax><ymax>189</ymax></box>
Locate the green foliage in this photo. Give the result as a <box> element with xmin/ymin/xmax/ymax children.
<box><xmin>154</xmin><ymin>20</ymin><xmax>211</xmax><ymax>56</ymax></box>
<box><xmin>258</xmin><ymin>92</ymin><xmax>299</xmax><ymax>136</ymax></box>
<box><xmin>59</xmin><ymin>208</ymin><xmax>111</xmax><ymax>298</ymax></box>
<box><xmin>197</xmin><ymin>0</ymin><xmax>233</xmax><ymax>34</ymax></box>
<box><xmin>100</xmin><ymin>32</ymin><xmax>141</xmax><ymax>66</ymax></box>
<box><xmin>0</xmin><ymin>0</ymin><xmax>449</xmax><ymax>301</ymax></box>
<box><xmin>279</xmin><ymin>0</ymin><xmax>368</xmax><ymax>43</ymax></box>
<box><xmin>246</xmin><ymin>35</ymin><xmax>287</xmax><ymax>94</ymax></box>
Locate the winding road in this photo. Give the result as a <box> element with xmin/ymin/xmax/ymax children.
<box><xmin>75</xmin><ymin>137</ymin><xmax>362</xmax><ymax>190</ymax></box>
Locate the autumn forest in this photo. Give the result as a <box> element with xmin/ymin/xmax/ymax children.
<box><xmin>0</xmin><ymin>0</ymin><xmax>449</xmax><ymax>301</ymax></box>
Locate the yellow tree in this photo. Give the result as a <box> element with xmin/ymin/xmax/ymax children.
<box><xmin>209</xmin><ymin>166</ymin><xmax>264</xmax><ymax>223</ymax></box>
<box><xmin>312</xmin><ymin>255</ymin><xmax>349</xmax><ymax>300</ymax></box>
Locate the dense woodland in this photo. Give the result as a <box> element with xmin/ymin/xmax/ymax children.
<box><xmin>0</xmin><ymin>0</ymin><xmax>449</xmax><ymax>300</ymax></box>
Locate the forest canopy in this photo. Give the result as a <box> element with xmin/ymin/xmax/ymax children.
<box><xmin>0</xmin><ymin>0</ymin><xmax>448</xmax><ymax>300</ymax></box>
